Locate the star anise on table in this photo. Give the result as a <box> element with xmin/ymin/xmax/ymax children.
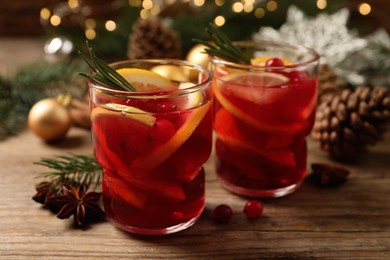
<box><xmin>309</xmin><ymin>163</ymin><xmax>350</xmax><ymax>187</ymax></box>
<box><xmin>54</xmin><ymin>183</ymin><xmax>105</xmax><ymax>226</ymax></box>
<box><xmin>32</xmin><ymin>181</ymin><xmax>63</xmax><ymax>212</ymax></box>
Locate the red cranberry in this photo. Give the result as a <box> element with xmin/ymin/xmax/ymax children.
<box><xmin>265</xmin><ymin>57</ymin><xmax>285</xmax><ymax>67</ymax></box>
<box><xmin>150</xmin><ymin>119</ymin><xmax>174</xmax><ymax>141</ymax></box>
<box><xmin>243</xmin><ymin>200</ymin><xmax>264</xmax><ymax>219</ymax></box>
<box><xmin>212</xmin><ymin>204</ymin><xmax>233</xmax><ymax>223</ymax></box>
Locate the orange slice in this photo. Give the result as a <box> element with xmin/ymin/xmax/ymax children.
<box><xmin>214</xmin><ymin>108</ymin><xmax>296</xmax><ymax>168</ymax></box>
<box><xmin>131</xmin><ymin>100</ymin><xmax>212</xmax><ymax>172</ymax></box>
<box><xmin>116</xmin><ymin>68</ymin><xmax>176</xmax><ymax>92</ymax></box>
<box><xmin>214</xmin><ymin>73</ymin><xmax>288</xmax><ymax>133</ymax></box>
<box><xmin>91</xmin><ymin>103</ymin><xmax>156</xmax><ymax>127</ymax></box>
<box><xmin>251</xmin><ymin>56</ymin><xmax>294</xmax><ymax>66</ymax></box>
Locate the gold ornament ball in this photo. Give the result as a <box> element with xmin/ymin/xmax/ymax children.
<box><xmin>28</xmin><ymin>98</ymin><xmax>72</xmax><ymax>142</ymax></box>
<box><xmin>185</xmin><ymin>43</ymin><xmax>209</xmax><ymax>81</ymax></box>
<box><xmin>151</xmin><ymin>65</ymin><xmax>189</xmax><ymax>82</ymax></box>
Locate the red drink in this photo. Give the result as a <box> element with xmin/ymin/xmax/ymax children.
<box><xmin>211</xmin><ymin>41</ymin><xmax>320</xmax><ymax>198</ymax></box>
<box><xmin>89</xmin><ymin>60</ymin><xmax>213</xmax><ymax>234</ymax></box>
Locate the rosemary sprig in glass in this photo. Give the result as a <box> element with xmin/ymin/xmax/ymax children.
<box><xmin>194</xmin><ymin>23</ymin><xmax>251</xmax><ymax>65</ymax></box>
<box><xmin>78</xmin><ymin>41</ymin><xmax>136</xmax><ymax>92</ymax></box>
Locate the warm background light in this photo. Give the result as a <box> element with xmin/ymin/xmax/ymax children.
<box><xmin>358</xmin><ymin>2</ymin><xmax>371</xmax><ymax>15</ymax></box>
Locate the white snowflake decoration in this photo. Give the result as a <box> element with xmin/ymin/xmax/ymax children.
<box><xmin>253</xmin><ymin>6</ymin><xmax>367</xmax><ymax>67</ymax></box>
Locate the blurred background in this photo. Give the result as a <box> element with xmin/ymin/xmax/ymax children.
<box><xmin>1</xmin><ymin>0</ymin><xmax>389</xmax><ymax>59</ymax></box>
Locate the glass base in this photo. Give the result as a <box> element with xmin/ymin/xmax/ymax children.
<box><xmin>108</xmin><ymin>210</ymin><xmax>203</xmax><ymax>235</ymax></box>
<box><xmin>219</xmin><ymin>179</ymin><xmax>303</xmax><ymax>198</ymax></box>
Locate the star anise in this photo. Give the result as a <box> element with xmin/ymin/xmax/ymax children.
<box><xmin>309</xmin><ymin>163</ymin><xmax>350</xmax><ymax>187</ymax></box>
<box><xmin>32</xmin><ymin>181</ymin><xmax>62</xmax><ymax>212</ymax></box>
<box><xmin>54</xmin><ymin>183</ymin><xmax>105</xmax><ymax>226</ymax></box>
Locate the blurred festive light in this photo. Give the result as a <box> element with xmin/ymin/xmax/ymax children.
<box><xmin>244</xmin><ymin>3</ymin><xmax>254</xmax><ymax>13</ymax></box>
<box><xmin>142</xmin><ymin>0</ymin><xmax>153</xmax><ymax>9</ymax></box>
<box><xmin>316</xmin><ymin>0</ymin><xmax>327</xmax><ymax>9</ymax></box>
<box><xmin>215</xmin><ymin>0</ymin><xmax>224</xmax><ymax>6</ymax></box>
<box><xmin>150</xmin><ymin>5</ymin><xmax>161</xmax><ymax>15</ymax></box>
<box><xmin>68</xmin><ymin>0</ymin><xmax>79</xmax><ymax>9</ymax></box>
<box><xmin>40</xmin><ymin>8</ymin><xmax>51</xmax><ymax>20</ymax></box>
<box><xmin>255</xmin><ymin>7</ymin><xmax>265</xmax><ymax>18</ymax></box>
<box><xmin>140</xmin><ymin>9</ymin><xmax>150</xmax><ymax>19</ymax></box>
<box><xmin>214</xmin><ymin>15</ymin><xmax>225</xmax><ymax>26</ymax></box>
<box><xmin>50</xmin><ymin>15</ymin><xmax>61</xmax><ymax>26</ymax></box>
<box><xmin>129</xmin><ymin>0</ymin><xmax>141</xmax><ymax>6</ymax></box>
<box><xmin>85</xmin><ymin>18</ymin><xmax>96</xmax><ymax>29</ymax></box>
<box><xmin>105</xmin><ymin>20</ymin><xmax>117</xmax><ymax>31</ymax></box>
<box><xmin>232</xmin><ymin>2</ymin><xmax>244</xmax><ymax>13</ymax></box>
<box><xmin>266</xmin><ymin>1</ymin><xmax>277</xmax><ymax>12</ymax></box>
<box><xmin>85</xmin><ymin>28</ymin><xmax>96</xmax><ymax>40</ymax></box>
<box><xmin>358</xmin><ymin>2</ymin><xmax>371</xmax><ymax>15</ymax></box>
<box><xmin>194</xmin><ymin>0</ymin><xmax>205</xmax><ymax>7</ymax></box>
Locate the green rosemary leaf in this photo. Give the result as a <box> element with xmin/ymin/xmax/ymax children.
<box><xmin>78</xmin><ymin>51</ymin><xmax>97</xmax><ymax>73</ymax></box>
<box><xmin>194</xmin><ymin>24</ymin><xmax>251</xmax><ymax>65</ymax></box>
<box><xmin>87</xmin><ymin>42</ymin><xmax>135</xmax><ymax>91</ymax></box>
<box><xmin>94</xmin><ymin>57</ymin><xmax>135</xmax><ymax>91</ymax></box>
<box><xmin>79</xmin><ymin>41</ymin><xmax>136</xmax><ymax>92</ymax></box>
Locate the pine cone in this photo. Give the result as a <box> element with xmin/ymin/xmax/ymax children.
<box><xmin>312</xmin><ymin>86</ymin><xmax>390</xmax><ymax>157</ymax></box>
<box><xmin>128</xmin><ymin>17</ymin><xmax>181</xmax><ymax>59</ymax></box>
<box><xmin>318</xmin><ymin>64</ymin><xmax>348</xmax><ymax>102</ymax></box>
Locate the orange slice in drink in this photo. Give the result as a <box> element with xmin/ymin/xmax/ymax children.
<box><xmin>214</xmin><ymin>108</ymin><xmax>296</xmax><ymax>168</ymax></box>
<box><xmin>91</xmin><ymin>103</ymin><xmax>156</xmax><ymax>127</ymax></box>
<box><xmin>116</xmin><ymin>68</ymin><xmax>177</xmax><ymax>92</ymax></box>
<box><xmin>132</xmin><ymin>100</ymin><xmax>212</xmax><ymax>173</ymax></box>
<box><xmin>214</xmin><ymin>72</ymin><xmax>295</xmax><ymax>133</ymax></box>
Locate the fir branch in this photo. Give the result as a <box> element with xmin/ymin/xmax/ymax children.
<box><xmin>12</xmin><ymin>60</ymin><xmax>80</xmax><ymax>87</ymax></box>
<box><xmin>78</xmin><ymin>41</ymin><xmax>136</xmax><ymax>92</ymax></box>
<box><xmin>34</xmin><ymin>154</ymin><xmax>102</xmax><ymax>193</ymax></box>
<box><xmin>194</xmin><ymin>23</ymin><xmax>251</xmax><ymax>65</ymax></box>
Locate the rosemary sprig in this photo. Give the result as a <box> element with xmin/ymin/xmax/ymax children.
<box><xmin>78</xmin><ymin>41</ymin><xmax>136</xmax><ymax>92</ymax></box>
<box><xmin>194</xmin><ymin>23</ymin><xmax>251</xmax><ymax>65</ymax></box>
<box><xmin>34</xmin><ymin>154</ymin><xmax>102</xmax><ymax>193</ymax></box>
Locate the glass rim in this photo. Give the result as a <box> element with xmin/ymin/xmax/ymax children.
<box><xmin>209</xmin><ymin>40</ymin><xmax>320</xmax><ymax>69</ymax></box>
<box><xmin>88</xmin><ymin>58</ymin><xmax>213</xmax><ymax>98</ymax></box>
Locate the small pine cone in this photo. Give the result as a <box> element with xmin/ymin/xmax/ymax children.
<box><xmin>312</xmin><ymin>86</ymin><xmax>390</xmax><ymax>157</ymax></box>
<box><xmin>318</xmin><ymin>64</ymin><xmax>348</xmax><ymax>102</ymax></box>
<box><xmin>128</xmin><ymin>17</ymin><xmax>181</xmax><ymax>59</ymax></box>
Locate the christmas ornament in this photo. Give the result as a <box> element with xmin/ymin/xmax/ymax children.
<box><xmin>312</xmin><ymin>86</ymin><xmax>390</xmax><ymax>157</ymax></box>
<box><xmin>127</xmin><ymin>17</ymin><xmax>182</xmax><ymax>60</ymax></box>
<box><xmin>254</xmin><ymin>6</ymin><xmax>367</xmax><ymax>67</ymax></box>
<box><xmin>150</xmin><ymin>65</ymin><xmax>189</xmax><ymax>82</ymax></box>
<box><xmin>185</xmin><ymin>43</ymin><xmax>209</xmax><ymax>80</ymax></box>
<box><xmin>336</xmin><ymin>29</ymin><xmax>390</xmax><ymax>86</ymax></box>
<box><xmin>28</xmin><ymin>95</ymin><xmax>72</xmax><ymax>142</ymax></box>
<box><xmin>253</xmin><ymin>6</ymin><xmax>390</xmax><ymax>88</ymax></box>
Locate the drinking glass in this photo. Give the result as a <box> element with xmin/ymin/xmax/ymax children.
<box><xmin>211</xmin><ymin>41</ymin><xmax>319</xmax><ymax>198</ymax></box>
<box><xmin>88</xmin><ymin>59</ymin><xmax>213</xmax><ymax>234</ymax></box>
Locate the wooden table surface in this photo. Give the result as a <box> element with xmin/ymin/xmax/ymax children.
<box><xmin>0</xmin><ymin>38</ymin><xmax>389</xmax><ymax>259</ymax></box>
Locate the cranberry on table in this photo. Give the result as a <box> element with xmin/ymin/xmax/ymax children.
<box><xmin>243</xmin><ymin>200</ymin><xmax>264</xmax><ymax>219</ymax></box>
<box><xmin>212</xmin><ymin>204</ymin><xmax>233</xmax><ymax>223</ymax></box>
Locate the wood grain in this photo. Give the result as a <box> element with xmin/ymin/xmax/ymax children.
<box><xmin>0</xmin><ymin>39</ymin><xmax>389</xmax><ymax>259</ymax></box>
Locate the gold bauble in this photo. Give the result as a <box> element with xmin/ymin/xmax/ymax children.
<box><xmin>151</xmin><ymin>65</ymin><xmax>189</xmax><ymax>82</ymax></box>
<box><xmin>28</xmin><ymin>98</ymin><xmax>72</xmax><ymax>142</ymax></box>
<box><xmin>185</xmin><ymin>43</ymin><xmax>209</xmax><ymax>81</ymax></box>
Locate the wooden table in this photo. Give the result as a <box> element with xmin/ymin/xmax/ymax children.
<box><xmin>0</xmin><ymin>38</ymin><xmax>389</xmax><ymax>259</ymax></box>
